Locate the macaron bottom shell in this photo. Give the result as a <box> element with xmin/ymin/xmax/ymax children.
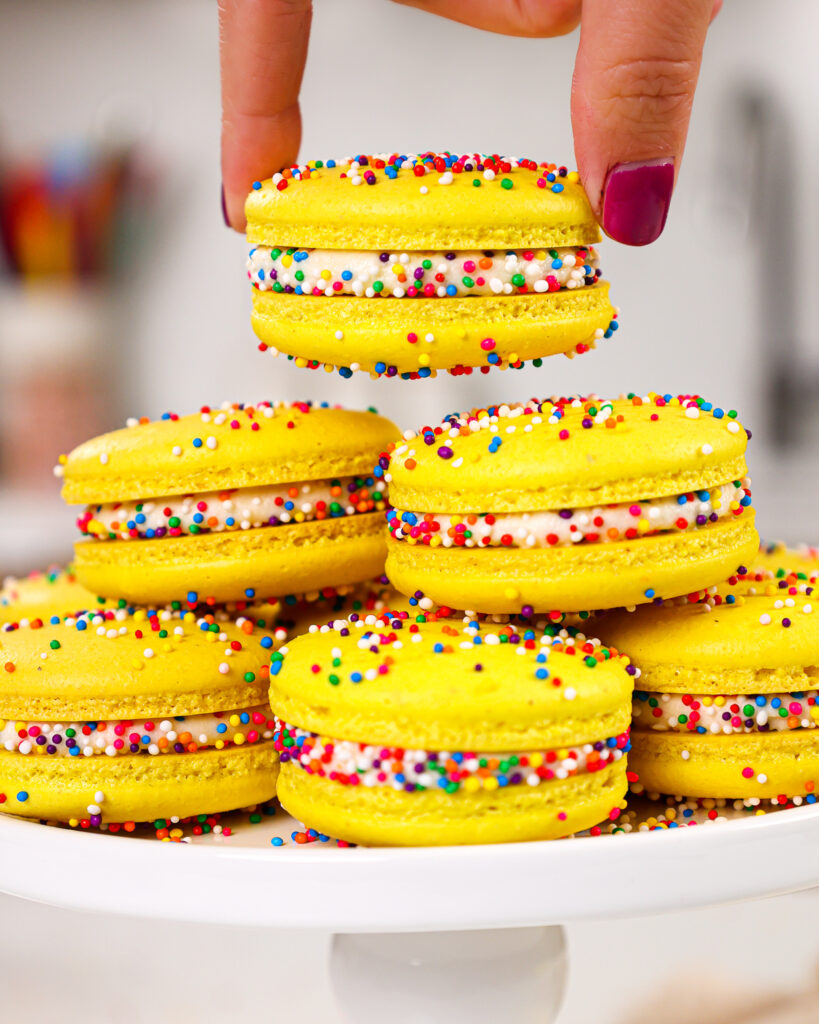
<box><xmin>72</xmin><ymin>513</ymin><xmax>387</xmax><ymax>604</ymax></box>
<box><xmin>251</xmin><ymin>283</ymin><xmax>615</xmax><ymax>375</ymax></box>
<box><xmin>0</xmin><ymin>744</ymin><xmax>278</xmax><ymax>823</ymax></box>
<box><xmin>276</xmin><ymin>758</ymin><xmax>627</xmax><ymax>846</ymax></box>
<box><xmin>386</xmin><ymin>512</ymin><xmax>759</xmax><ymax>613</ymax></box>
<box><xmin>629</xmin><ymin>730</ymin><xmax>819</xmax><ymax>799</ymax></box>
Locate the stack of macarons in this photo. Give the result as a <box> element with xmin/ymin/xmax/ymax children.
<box><xmin>60</xmin><ymin>400</ymin><xmax>399</xmax><ymax>605</ymax></box>
<box><xmin>0</xmin><ymin>399</ymin><xmax>400</xmax><ymax>829</ymax></box>
<box><xmin>0</xmin><ymin>608</ymin><xmax>278</xmax><ymax>824</ymax></box>
<box><xmin>378</xmin><ymin>393</ymin><xmax>758</xmax><ymax>614</ymax></box>
<box><xmin>598</xmin><ymin>544</ymin><xmax>818</xmax><ymax>802</ymax></box>
<box><xmin>5</xmin><ymin>148</ymin><xmax>809</xmax><ymax>847</ymax></box>
<box><xmin>271</xmin><ymin>611</ymin><xmax>634</xmax><ymax>846</ymax></box>
<box><xmin>269</xmin><ymin>389</ymin><xmax>766</xmax><ymax>843</ymax></box>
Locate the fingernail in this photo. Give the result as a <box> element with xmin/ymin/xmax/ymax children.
<box><xmin>221</xmin><ymin>183</ymin><xmax>230</xmax><ymax>227</ymax></box>
<box><xmin>602</xmin><ymin>158</ymin><xmax>674</xmax><ymax>246</ymax></box>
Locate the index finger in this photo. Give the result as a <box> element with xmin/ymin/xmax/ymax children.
<box><xmin>572</xmin><ymin>0</ymin><xmax>714</xmax><ymax>244</ymax></box>
<box><xmin>219</xmin><ymin>0</ymin><xmax>312</xmax><ymax>231</ymax></box>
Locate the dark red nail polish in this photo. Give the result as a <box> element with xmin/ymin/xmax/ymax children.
<box><xmin>221</xmin><ymin>184</ymin><xmax>229</xmax><ymax>227</ymax></box>
<box><xmin>602</xmin><ymin>159</ymin><xmax>674</xmax><ymax>246</ymax></box>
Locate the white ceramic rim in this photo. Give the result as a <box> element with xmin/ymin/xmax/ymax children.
<box><xmin>0</xmin><ymin>804</ymin><xmax>817</xmax><ymax>931</ymax></box>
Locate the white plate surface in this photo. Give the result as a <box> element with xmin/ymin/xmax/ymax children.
<box><xmin>0</xmin><ymin>800</ymin><xmax>817</xmax><ymax>931</ymax></box>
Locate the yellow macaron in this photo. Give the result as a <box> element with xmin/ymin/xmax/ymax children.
<box><xmin>0</xmin><ymin>566</ymin><xmax>109</xmax><ymax>626</ymax></box>
<box><xmin>271</xmin><ymin>612</ymin><xmax>634</xmax><ymax>846</ymax></box>
<box><xmin>60</xmin><ymin>400</ymin><xmax>400</xmax><ymax>605</ymax></box>
<box><xmin>0</xmin><ymin>608</ymin><xmax>278</xmax><ymax>823</ymax></box>
<box><xmin>704</xmin><ymin>541</ymin><xmax>819</xmax><ymax>602</ymax></box>
<box><xmin>246</xmin><ymin>152</ymin><xmax>617</xmax><ymax>379</ymax></box>
<box><xmin>383</xmin><ymin>394</ymin><xmax>759</xmax><ymax>614</ymax></box>
<box><xmin>753</xmin><ymin>540</ymin><xmax>817</xmax><ymax>579</ymax></box>
<box><xmin>278</xmin><ymin>578</ymin><xmax>416</xmax><ymax>640</ymax></box>
<box><xmin>598</xmin><ymin>561</ymin><xmax>818</xmax><ymax>799</ymax></box>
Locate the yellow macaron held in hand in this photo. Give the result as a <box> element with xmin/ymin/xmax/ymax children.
<box><xmin>271</xmin><ymin>611</ymin><xmax>634</xmax><ymax>846</ymax></box>
<box><xmin>0</xmin><ymin>608</ymin><xmax>278</xmax><ymax>823</ymax></box>
<box><xmin>59</xmin><ymin>400</ymin><xmax>400</xmax><ymax>606</ymax></box>
<box><xmin>246</xmin><ymin>152</ymin><xmax>618</xmax><ymax>379</ymax></box>
<box><xmin>599</xmin><ymin>554</ymin><xmax>818</xmax><ymax>800</ymax></box>
<box><xmin>382</xmin><ymin>394</ymin><xmax>759</xmax><ymax>614</ymax></box>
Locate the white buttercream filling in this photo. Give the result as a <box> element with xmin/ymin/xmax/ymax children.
<box><xmin>79</xmin><ymin>476</ymin><xmax>386</xmax><ymax>540</ymax></box>
<box><xmin>633</xmin><ymin>690</ymin><xmax>819</xmax><ymax>734</ymax></box>
<box><xmin>248</xmin><ymin>245</ymin><xmax>600</xmax><ymax>298</ymax></box>
<box><xmin>2</xmin><ymin>705</ymin><xmax>275</xmax><ymax>757</ymax></box>
<box><xmin>388</xmin><ymin>480</ymin><xmax>751</xmax><ymax>548</ymax></box>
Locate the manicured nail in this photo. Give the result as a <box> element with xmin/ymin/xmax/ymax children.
<box><xmin>221</xmin><ymin>184</ymin><xmax>229</xmax><ymax>227</ymax></box>
<box><xmin>602</xmin><ymin>158</ymin><xmax>674</xmax><ymax>246</ymax></box>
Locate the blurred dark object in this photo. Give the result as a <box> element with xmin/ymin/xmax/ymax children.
<box><xmin>731</xmin><ymin>88</ymin><xmax>819</xmax><ymax>450</ymax></box>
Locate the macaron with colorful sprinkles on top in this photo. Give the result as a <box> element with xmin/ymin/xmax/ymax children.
<box><xmin>270</xmin><ymin>611</ymin><xmax>634</xmax><ymax>846</ymax></box>
<box><xmin>0</xmin><ymin>565</ymin><xmax>108</xmax><ymax>627</ymax></box>
<box><xmin>0</xmin><ymin>608</ymin><xmax>278</xmax><ymax>823</ymax></box>
<box><xmin>752</xmin><ymin>539</ymin><xmax>818</xmax><ymax>580</ymax></box>
<box><xmin>598</xmin><ymin>558</ymin><xmax>818</xmax><ymax>799</ymax></box>
<box><xmin>59</xmin><ymin>401</ymin><xmax>400</xmax><ymax>605</ymax></box>
<box><xmin>246</xmin><ymin>152</ymin><xmax>618</xmax><ymax>379</ymax></box>
<box><xmin>381</xmin><ymin>394</ymin><xmax>759</xmax><ymax>614</ymax></box>
<box><xmin>277</xmin><ymin>577</ymin><xmax>416</xmax><ymax>641</ymax></box>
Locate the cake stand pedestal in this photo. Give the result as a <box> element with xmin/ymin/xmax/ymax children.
<box><xmin>330</xmin><ymin>926</ymin><xmax>567</xmax><ymax>1023</ymax></box>
<box><xmin>0</xmin><ymin>804</ymin><xmax>817</xmax><ymax>1023</ymax></box>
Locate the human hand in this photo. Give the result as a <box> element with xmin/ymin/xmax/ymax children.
<box><xmin>220</xmin><ymin>0</ymin><xmax>720</xmax><ymax>244</ymax></box>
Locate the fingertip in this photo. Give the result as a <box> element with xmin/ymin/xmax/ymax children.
<box><xmin>572</xmin><ymin>0</ymin><xmax>712</xmax><ymax>244</ymax></box>
<box><xmin>220</xmin><ymin>183</ymin><xmax>232</xmax><ymax>230</ymax></box>
<box><xmin>219</xmin><ymin>0</ymin><xmax>311</xmax><ymax>231</ymax></box>
<box><xmin>221</xmin><ymin>103</ymin><xmax>302</xmax><ymax>233</ymax></box>
<box><xmin>224</xmin><ymin>184</ymin><xmax>248</xmax><ymax>233</ymax></box>
<box><xmin>220</xmin><ymin>164</ymin><xmax>249</xmax><ymax>232</ymax></box>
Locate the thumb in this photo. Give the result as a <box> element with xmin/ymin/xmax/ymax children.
<box><xmin>572</xmin><ymin>0</ymin><xmax>714</xmax><ymax>245</ymax></box>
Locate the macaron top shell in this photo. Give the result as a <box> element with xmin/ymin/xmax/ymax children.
<box><xmin>754</xmin><ymin>540</ymin><xmax>818</xmax><ymax>578</ymax></box>
<box><xmin>0</xmin><ymin>566</ymin><xmax>106</xmax><ymax>625</ymax></box>
<box><xmin>383</xmin><ymin>396</ymin><xmax>750</xmax><ymax>513</ymax></box>
<box><xmin>711</xmin><ymin>548</ymin><xmax>818</xmax><ymax>600</ymax></box>
<box><xmin>271</xmin><ymin>614</ymin><xmax>633</xmax><ymax>751</ymax></box>
<box><xmin>0</xmin><ymin>610</ymin><xmax>274</xmax><ymax>720</ymax></box>
<box><xmin>280</xmin><ymin>580</ymin><xmax>416</xmax><ymax>639</ymax></box>
<box><xmin>245</xmin><ymin>153</ymin><xmax>601</xmax><ymax>251</ymax></box>
<box><xmin>599</xmin><ymin>584</ymin><xmax>817</xmax><ymax>694</ymax></box>
<box><xmin>61</xmin><ymin>401</ymin><xmax>400</xmax><ymax>504</ymax></box>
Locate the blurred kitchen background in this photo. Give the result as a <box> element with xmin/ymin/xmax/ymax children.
<box><xmin>0</xmin><ymin>1</ymin><xmax>817</xmax><ymax>1021</ymax></box>
<box><xmin>1</xmin><ymin>0</ymin><xmax>818</xmax><ymax>572</ymax></box>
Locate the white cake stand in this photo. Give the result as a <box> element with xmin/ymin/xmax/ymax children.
<box><xmin>0</xmin><ymin>802</ymin><xmax>817</xmax><ymax>1023</ymax></box>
